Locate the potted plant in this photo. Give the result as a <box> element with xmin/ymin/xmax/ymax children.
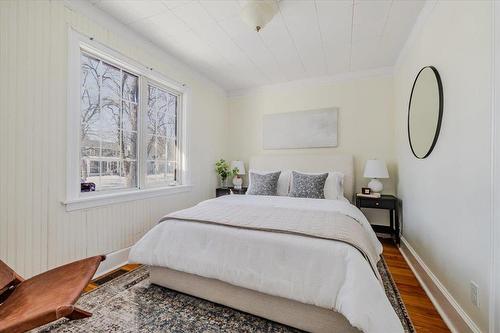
<box><xmin>215</xmin><ymin>159</ymin><xmax>237</xmax><ymax>189</ymax></box>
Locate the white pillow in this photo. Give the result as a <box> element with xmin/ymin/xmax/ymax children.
<box><xmin>248</xmin><ymin>169</ymin><xmax>291</xmax><ymax>196</ymax></box>
<box><xmin>325</xmin><ymin>172</ymin><xmax>345</xmax><ymax>200</ymax></box>
<box><xmin>291</xmin><ymin>171</ymin><xmax>344</xmax><ymax>200</ymax></box>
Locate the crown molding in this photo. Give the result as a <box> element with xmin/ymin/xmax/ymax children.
<box><xmin>227</xmin><ymin>66</ymin><xmax>394</xmax><ymax>98</ymax></box>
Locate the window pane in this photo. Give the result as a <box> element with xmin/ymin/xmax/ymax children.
<box><xmin>158</xmin><ymin>113</ymin><xmax>176</xmax><ymax>138</ymax></box>
<box><xmin>81</xmin><ymin>54</ymin><xmax>100</xmax><ymax>140</ymax></box>
<box><xmin>81</xmin><ymin>54</ymin><xmax>100</xmax><ymax>102</ymax></box>
<box><xmin>167</xmin><ymin>160</ymin><xmax>176</xmax><ymax>177</ymax></box>
<box><xmin>101</xmin><ymin>172</ymin><xmax>125</xmax><ymax>190</ymax></box>
<box><xmin>122</xmin><ymin>161</ymin><xmax>137</xmax><ymax>188</ymax></box>
<box><xmin>81</xmin><ymin>108</ymin><xmax>100</xmax><ymax>139</ymax></box>
<box><xmin>108</xmin><ymin>161</ymin><xmax>120</xmax><ymax>175</ymax></box>
<box><xmin>146</xmin><ymin>110</ymin><xmax>157</xmax><ymax>135</ymax></box>
<box><xmin>122</xmin><ymin>102</ymin><xmax>137</xmax><ymax>132</ymax></box>
<box><xmin>123</xmin><ymin>131</ymin><xmax>137</xmax><ymax>159</ymax></box>
<box><xmin>123</xmin><ymin>72</ymin><xmax>138</xmax><ymax>103</ymax></box>
<box><xmin>89</xmin><ymin>160</ymin><xmax>100</xmax><ymax>175</ymax></box>
<box><xmin>101</xmin><ymin>61</ymin><xmax>121</xmax><ymax>98</ymax></box>
<box><xmin>84</xmin><ymin>161</ymin><xmax>102</xmax><ymax>189</ymax></box>
<box><xmin>81</xmin><ymin>130</ymin><xmax>100</xmax><ymax>158</ymax></box>
<box><xmin>167</xmin><ymin>138</ymin><xmax>176</xmax><ymax>162</ymax></box>
<box><xmin>100</xmin><ymin>102</ymin><xmax>120</xmax><ymax>134</ymax></box>
<box><xmin>147</xmin><ymin>86</ymin><xmax>158</xmax><ymax>135</ymax></box>
<box><xmin>156</xmin><ymin>136</ymin><xmax>166</xmax><ymax>160</ymax></box>
<box><xmin>146</xmin><ymin>161</ymin><xmax>168</xmax><ymax>184</ymax></box>
<box><xmin>167</xmin><ymin>92</ymin><xmax>177</xmax><ymax>120</ymax></box>
<box><xmin>146</xmin><ymin>135</ymin><xmax>156</xmax><ymax>160</ymax></box>
<box><xmin>146</xmin><ymin>84</ymin><xmax>178</xmax><ymax>186</ymax></box>
<box><xmin>157</xmin><ymin>161</ymin><xmax>167</xmax><ymax>179</ymax></box>
<box><xmin>79</xmin><ymin>52</ymin><xmax>139</xmax><ymax>193</ymax></box>
<box><xmin>80</xmin><ymin>159</ymin><xmax>89</xmax><ymax>182</ymax></box>
<box><xmin>101</xmin><ymin>131</ymin><xmax>120</xmax><ymax>157</ymax></box>
<box><xmin>146</xmin><ymin>161</ymin><xmax>155</xmax><ymax>176</ymax></box>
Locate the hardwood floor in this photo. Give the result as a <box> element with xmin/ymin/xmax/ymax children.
<box><xmin>85</xmin><ymin>245</ymin><xmax>450</xmax><ymax>333</ymax></box>
<box><xmin>382</xmin><ymin>238</ymin><xmax>451</xmax><ymax>333</ymax></box>
<box><xmin>84</xmin><ymin>263</ymin><xmax>140</xmax><ymax>293</ymax></box>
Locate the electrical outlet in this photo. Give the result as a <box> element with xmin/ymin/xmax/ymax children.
<box><xmin>470</xmin><ymin>281</ymin><xmax>479</xmax><ymax>307</ymax></box>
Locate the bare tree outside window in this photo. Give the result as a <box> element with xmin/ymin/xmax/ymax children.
<box><xmin>77</xmin><ymin>47</ymin><xmax>183</xmax><ymax>195</ymax></box>
<box><xmin>80</xmin><ymin>53</ymin><xmax>138</xmax><ymax>191</ymax></box>
<box><xmin>146</xmin><ymin>85</ymin><xmax>178</xmax><ymax>185</ymax></box>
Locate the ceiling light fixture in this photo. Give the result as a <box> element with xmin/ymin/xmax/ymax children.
<box><xmin>241</xmin><ymin>0</ymin><xmax>278</xmax><ymax>32</ymax></box>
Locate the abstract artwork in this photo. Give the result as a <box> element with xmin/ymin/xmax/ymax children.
<box><xmin>263</xmin><ymin>108</ymin><xmax>338</xmax><ymax>149</ymax></box>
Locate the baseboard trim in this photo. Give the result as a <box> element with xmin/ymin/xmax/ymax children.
<box><xmin>93</xmin><ymin>247</ymin><xmax>131</xmax><ymax>278</ymax></box>
<box><xmin>399</xmin><ymin>237</ymin><xmax>482</xmax><ymax>333</ymax></box>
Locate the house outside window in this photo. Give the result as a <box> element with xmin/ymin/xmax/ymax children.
<box><xmin>66</xmin><ymin>30</ymin><xmax>189</xmax><ymax>210</ymax></box>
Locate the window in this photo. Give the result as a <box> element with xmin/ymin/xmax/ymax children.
<box><xmin>80</xmin><ymin>53</ymin><xmax>138</xmax><ymax>191</ymax></box>
<box><xmin>67</xmin><ymin>31</ymin><xmax>189</xmax><ymax>209</ymax></box>
<box><xmin>146</xmin><ymin>84</ymin><xmax>178</xmax><ymax>186</ymax></box>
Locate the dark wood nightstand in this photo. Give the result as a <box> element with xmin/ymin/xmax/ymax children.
<box><xmin>216</xmin><ymin>187</ymin><xmax>247</xmax><ymax>197</ymax></box>
<box><xmin>355</xmin><ymin>194</ymin><xmax>400</xmax><ymax>245</ymax></box>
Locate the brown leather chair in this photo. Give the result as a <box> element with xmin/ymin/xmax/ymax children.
<box><xmin>0</xmin><ymin>255</ymin><xmax>105</xmax><ymax>333</ymax></box>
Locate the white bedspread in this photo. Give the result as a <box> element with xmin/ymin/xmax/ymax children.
<box><xmin>129</xmin><ymin>195</ymin><xmax>403</xmax><ymax>333</ymax></box>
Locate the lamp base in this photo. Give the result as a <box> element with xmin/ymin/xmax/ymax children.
<box><xmin>368</xmin><ymin>179</ymin><xmax>383</xmax><ymax>193</ymax></box>
<box><xmin>233</xmin><ymin>176</ymin><xmax>243</xmax><ymax>190</ymax></box>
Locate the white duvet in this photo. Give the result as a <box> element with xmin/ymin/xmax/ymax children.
<box><xmin>129</xmin><ymin>195</ymin><xmax>404</xmax><ymax>333</ymax></box>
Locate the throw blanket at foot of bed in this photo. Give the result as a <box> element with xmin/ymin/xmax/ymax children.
<box><xmin>129</xmin><ymin>195</ymin><xmax>403</xmax><ymax>333</ymax></box>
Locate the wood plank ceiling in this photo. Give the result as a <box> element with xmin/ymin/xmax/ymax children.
<box><xmin>91</xmin><ymin>0</ymin><xmax>425</xmax><ymax>92</ymax></box>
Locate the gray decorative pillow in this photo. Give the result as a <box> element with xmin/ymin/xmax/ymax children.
<box><xmin>246</xmin><ymin>171</ymin><xmax>281</xmax><ymax>196</ymax></box>
<box><xmin>289</xmin><ymin>171</ymin><xmax>328</xmax><ymax>199</ymax></box>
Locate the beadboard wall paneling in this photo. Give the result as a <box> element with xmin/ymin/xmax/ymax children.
<box><xmin>0</xmin><ymin>0</ymin><xmax>228</xmax><ymax>278</ymax></box>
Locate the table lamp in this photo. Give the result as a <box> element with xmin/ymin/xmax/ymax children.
<box><xmin>230</xmin><ymin>161</ymin><xmax>246</xmax><ymax>190</ymax></box>
<box><xmin>363</xmin><ymin>159</ymin><xmax>389</xmax><ymax>193</ymax></box>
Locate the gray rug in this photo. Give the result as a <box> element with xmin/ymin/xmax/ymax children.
<box><xmin>35</xmin><ymin>258</ymin><xmax>415</xmax><ymax>333</ymax></box>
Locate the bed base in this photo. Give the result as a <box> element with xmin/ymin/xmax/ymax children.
<box><xmin>149</xmin><ymin>266</ymin><xmax>360</xmax><ymax>333</ymax></box>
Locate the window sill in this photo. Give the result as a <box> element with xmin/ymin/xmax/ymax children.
<box><xmin>63</xmin><ymin>185</ymin><xmax>193</xmax><ymax>211</ymax></box>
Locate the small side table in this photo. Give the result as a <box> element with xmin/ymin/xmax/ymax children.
<box><xmin>355</xmin><ymin>194</ymin><xmax>400</xmax><ymax>245</ymax></box>
<box><xmin>216</xmin><ymin>187</ymin><xmax>247</xmax><ymax>197</ymax></box>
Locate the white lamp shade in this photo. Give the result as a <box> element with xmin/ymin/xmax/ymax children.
<box><xmin>363</xmin><ymin>159</ymin><xmax>389</xmax><ymax>179</ymax></box>
<box><xmin>230</xmin><ymin>160</ymin><xmax>246</xmax><ymax>175</ymax></box>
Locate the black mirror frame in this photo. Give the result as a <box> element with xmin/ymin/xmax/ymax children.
<box><xmin>407</xmin><ymin>65</ymin><xmax>444</xmax><ymax>159</ymax></box>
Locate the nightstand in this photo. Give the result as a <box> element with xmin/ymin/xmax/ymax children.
<box><xmin>355</xmin><ymin>194</ymin><xmax>400</xmax><ymax>245</ymax></box>
<box><xmin>216</xmin><ymin>187</ymin><xmax>247</xmax><ymax>197</ymax></box>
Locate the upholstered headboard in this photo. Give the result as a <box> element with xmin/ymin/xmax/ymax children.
<box><xmin>249</xmin><ymin>154</ymin><xmax>355</xmax><ymax>202</ymax></box>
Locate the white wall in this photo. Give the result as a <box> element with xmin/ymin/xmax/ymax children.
<box><xmin>394</xmin><ymin>1</ymin><xmax>492</xmax><ymax>331</ymax></box>
<box><xmin>493</xmin><ymin>3</ymin><xmax>500</xmax><ymax>332</ymax></box>
<box><xmin>228</xmin><ymin>72</ymin><xmax>396</xmax><ymax>225</ymax></box>
<box><xmin>0</xmin><ymin>0</ymin><xmax>228</xmax><ymax>278</ymax></box>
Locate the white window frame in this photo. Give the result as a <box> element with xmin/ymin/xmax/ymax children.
<box><xmin>64</xmin><ymin>29</ymin><xmax>191</xmax><ymax>211</ymax></box>
<box><xmin>141</xmin><ymin>79</ymin><xmax>185</xmax><ymax>189</ymax></box>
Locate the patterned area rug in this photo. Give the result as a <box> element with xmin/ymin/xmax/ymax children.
<box><xmin>35</xmin><ymin>257</ymin><xmax>415</xmax><ymax>333</ymax></box>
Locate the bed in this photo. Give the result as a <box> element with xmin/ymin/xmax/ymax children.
<box><xmin>129</xmin><ymin>154</ymin><xmax>403</xmax><ymax>333</ymax></box>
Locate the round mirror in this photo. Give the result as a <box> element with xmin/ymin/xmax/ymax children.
<box><xmin>408</xmin><ymin>66</ymin><xmax>443</xmax><ymax>159</ymax></box>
